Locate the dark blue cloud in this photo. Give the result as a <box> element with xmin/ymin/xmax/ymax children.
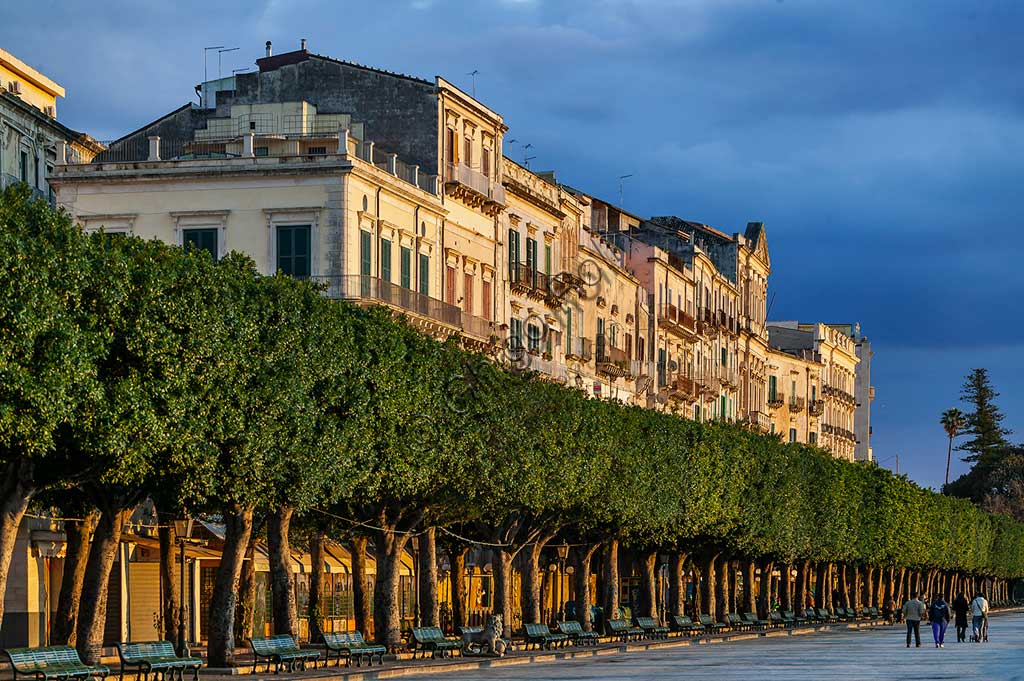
<box><xmin>4</xmin><ymin>0</ymin><xmax>1021</xmax><ymax>488</ymax></box>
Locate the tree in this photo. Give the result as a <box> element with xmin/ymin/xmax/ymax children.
<box><xmin>941</xmin><ymin>408</ymin><xmax>966</xmax><ymax>488</ymax></box>
<box><xmin>958</xmin><ymin>369</ymin><xmax>1011</xmax><ymax>465</ymax></box>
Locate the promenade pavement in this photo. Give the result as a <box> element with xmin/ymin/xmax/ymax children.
<box><xmin>416</xmin><ymin>612</ymin><xmax>1024</xmax><ymax>681</ymax></box>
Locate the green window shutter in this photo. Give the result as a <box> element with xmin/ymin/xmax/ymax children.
<box><xmin>769</xmin><ymin>376</ymin><xmax>777</xmax><ymax>401</ymax></box>
<box><xmin>545</xmin><ymin>243</ymin><xmax>552</xmax><ymax>276</ymax></box>
<box><xmin>380</xmin><ymin>238</ymin><xmax>392</xmax><ymax>282</ymax></box>
<box><xmin>721</xmin><ymin>347</ymin><xmax>727</xmax><ymax>366</ymax></box>
<box><xmin>419</xmin><ymin>253</ymin><xmax>429</xmax><ymax>295</ymax></box>
<box><xmin>400</xmin><ymin>246</ymin><xmax>412</xmax><ymax>289</ymax></box>
<box><xmin>360</xmin><ymin>231</ymin><xmax>372</xmax><ymax>276</ymax></box>
<box><xmin>565</xmin><ymin>307</ymin><xmax>573</xmax><ymax>346</ymax></box>
<box><xmin>508</xmin><ymin>229</ymin><xmax>520</xmax><ymax>280</ymax></box>
<box><xmin>183</xmin><ymin>228</ymin><xmax>218</xmax><ymax>261</ymax></box>
<box><xmin>277</xmin><ymin>225</ymin><xmax>310</xmax><ymax>277</ymax></box>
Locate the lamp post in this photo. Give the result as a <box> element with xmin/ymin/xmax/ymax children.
<box><xmin>172</xmin><ymin>517</ymin><xmax>194</xmax><ymax>657</ymax></box>
<box><xmin>556</xmin><ymin>542</ymin><xmax>569</xmax><ymax>623</ymax></box>
<box><xmin>410</xmin><ymin>535</ymin><xmax>420</xmax><ymax>628</ymax></box>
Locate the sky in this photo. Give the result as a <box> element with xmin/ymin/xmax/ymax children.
<box><xmin>5</xmin><ymin>0</ymin><xmax>1022</xmax><ymax>489</ymax></box>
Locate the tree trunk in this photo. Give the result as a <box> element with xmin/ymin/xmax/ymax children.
<box><xmin>450</xmin><ymin>547</ymin><xmax>468</xmax><ymax>632</ymax></box>
<box><xmin>492</xmin><ymin>549</ymin><xmax>515</xmax><ymax>634</ymax></box>
<box><xmin>575</xmin><ymin>543</ymin><xmax>600</xmax><ymax>632</ymax></box>
<box><xmin>779</xmin><ymin>563</ymin><xmax>792</xmax><ymax>613</ymax></box>
<box><xmin>700</xmin><ymin>553</ymin><xmax>717</xmax><ymax>618</ymax></box>
<box><xmin>715</xmin><ymin>555</ymin><xmax>730</xmax><ymax>621</ymax></box>
<box><xmin>235</xmin><ymin>534</ymin><xmax>257</xmax><ymax>642</ymax></box>
<box><xmin>522</xmin><ymin>533</ymin><xmax>555</xmax><ymax>625</ymax></box>
<box><xmin>76</xmin><ymin>503</ymin><xmax>135</xmax><ymax>665</ymax></box>
<box><xmin>51</xmin><ymin>510</ymin><xmax>99</xmax><ymax>646</ymax></box>
<box><xmin>157</xmin><ymin>519</ymin><xmax>179</xmax><ymax>643</ymax></box>
<box><xmin>838</xmin><ymin>564</ymin><xmax>849</xmax><ymax>609</ymax></box>
<box><xmin>742</xmin><ymin>560</ymin><xmax>756</xmax><ymax>614</ymax></box>
<box><xmin>603</xmin><ymin>539</ymin><xmax>620</xmax><ymax>620</ymax></box>
<box><xmin>0</xmin><ymin>458</ymin><xmax>35</xmax><ymax>634</ymax></box>
<box><xmin>863</xmin><ymin>566</ymin><xmax>875</xmax><ymax>609</ymax></box>
<box><xmin>267</xmin><ymin>506</ymin><xmax>298</xmax><ymax>637</ymax></box>
<box><xmin>668</xmin><ymin>553</ymin><xmax>687</xmax><ymax>618</ymax></box>
<box><xmin>372</xmin><ymin>526</ymin><xmax>409</xmax><ymax>651</ymax></box>
<box><xmin>418</xmin><ymin>528</ymin><xmax>439</xmax><ymax>628</ymax></box>
<box><xmin>308</xmin><ymin>531</ymin><xmax>326</xmax><ymax>642</ymax></box>
<box><xmin>794</xmin><ymin>562</ymin><xmax>807</xmax><ymax>613</ymax></box>
<box><xmin>207</xmin><ymin>505</ymin><xmax>254</xmax><ymax>668</ymax></box>
<box><xmin>351</xmin><ymin>535</ymin><xmax>372</xmax><ymax>638</ymax></box>
<box><xmin>640</xmin><ymin>550</ymin><xmax>658</xmax><ymax>619</ymax></box>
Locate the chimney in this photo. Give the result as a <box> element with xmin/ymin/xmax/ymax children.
<box><xmin>265</xmin><ymin>41</ymin><xmax>273</xmax><ymax>57</ymax></box>
<box><xmin>300</xmin><ymin>38</ymin><xmax>307</xmax><ymax>51</ymax></box>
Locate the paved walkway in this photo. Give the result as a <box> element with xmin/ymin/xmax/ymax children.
<box><xmin>416</xmin><ymin>613</ymin><xmax>1024</xmax><ymax>681</ymax></box>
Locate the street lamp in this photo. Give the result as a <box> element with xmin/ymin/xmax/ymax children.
<box><xmin>555</xmin><ymin>543</ymin><xmax>569</xmax><ymax>623</ymax></box>
<box><xmin>410</xmin><ymin>535</ymin><xmax>420</xmax><ymax>628</ymax></box>
<box><xmin>172</xmin><ymin>516</ymin><xmax>194</xmax><ymax>657</ymax></box>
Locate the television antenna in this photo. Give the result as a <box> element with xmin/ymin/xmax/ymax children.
<box><xmin>618</xmin><ymin>173</ymin><xmax>633</xmax><ymax>206</ymax></box>
<box><xmin>467</xmin><ymin>69</ymin><xmax>480</xmax><ymax>97</ymax></box>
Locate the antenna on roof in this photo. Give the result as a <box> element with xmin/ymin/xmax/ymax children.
<box><xmin>218</xmin><ymin>47</ymin><xmax>240</xmax><ymax>79</ymax></box>
<box><xmin>202</xmin><ymin>46</ymin><xmax>225</xmax><ymax>107</ymax></box>
<box><xmin>467</xmin><ymin>69</ymin><xmax>480</xmax><ymax>97</ymax></box>
<box><xmin>522</xmin><ymin>143</ymin><xmax>533</xmax><ymax>166</ymax></box>
<box><xmin>618</xmin><ymin>174</ymin><xmax>633</xmax><ymax>206</ymax></box>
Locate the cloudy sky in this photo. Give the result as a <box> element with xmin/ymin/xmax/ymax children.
<box><xmin>6</xmin><ymin>0</ymin><xmax>1022</xmax><ymax>489</ymax></box>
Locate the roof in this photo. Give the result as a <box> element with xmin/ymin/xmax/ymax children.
<box><xmin>0</xmin><ymin>88</ymin><xmax>97</xmax><ymax>147</ymax></box>
<box><xmin>257</xmin><ymin>49</ymin><xmax>433</xmax><ymax>86</ymax></box>
<box><xmin>0</xmin><ymin>48</ymin><xmax>64</xmax><ymax>98</ymax></box>
<box><xmin>651</xmin><ymin>215</ymin><xmax>733</xmax><ymax>243</ymax></box>
<box><xmin>105</xmin><ymin>102</ymin><xmax>195</xmax><ymax>145</ymax></box>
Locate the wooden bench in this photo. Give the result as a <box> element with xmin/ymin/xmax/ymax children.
<box><xmin>411</xmin><ymin>627</ymin><xmax>462</xmax><ymax>659</ymax></box>
<box><xmin>4</xmin><ymin>646</ymin><xmax>110</xmax><ymax>681</ymax></box>
<box><xmin>742</xmin><ymin>612</ymin><xmax>770</xmax><ymax>630</ymax></box>
<box><xmin>698</xmin><ymin>613</ymin><xmax>728</xmax><ymax>634</ymax></box>
<box><xmin>670</xmin><ymin>615</ymin><xmax>704</xmax><ymax>636</ymax></box>
<box><xmin>815</xmin><ymin>608</ymin><xmax>837</xmax><ymax>623</ymax></box>
<box><xmin>768</xmin><ymin>611</ymin><xmax>787</xmax><ymax>628</ymax></box>
<box><xmin>726</xmin><ymin>613</ymin><xmax>747</xmax><ymax>631</ymax></box>
<box><xmin>606</xmin><ymin>618</ymin><xmax>644</xmax><ymax>642</ymax></box>
<box><xmin>321</xmin><ymin>632</ymin><xmax>385</xmax><ymax>668</ymax></box>
<box><xmin>522</xmin><ymin>623</ymin><xmax>568</xmax><ymax>650</ymax></box>
<box><xmin>247</xmin><ymin>635</ymin><xmax>320</xmax><ymax>674</ymax></box>
<box><xmin>116</xmin><ymin>641</ymin><xmax>200</xmax><ymax>681</ymax></box>
<box><xmin>557</xmin><ymin>621</ymin><xmax>600</xmax><ymax>646</ymax></box>
<box><xmin>634</xmin><ymin>616</ymin><xmax>669</xmax><ymax>639</ymax></box>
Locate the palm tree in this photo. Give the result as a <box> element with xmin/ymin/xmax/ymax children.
<box><xmin>941</xmin><ymin>408</ymin><xmax>966</xmax><ymax>487</ymax></box>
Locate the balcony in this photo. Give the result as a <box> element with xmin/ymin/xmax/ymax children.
<box><xmin>789</xmin><ymin>396</ymin><xmax>806</xmax><ymax>413</ymax></box>
<box><xmin>312</xmin><ymin>275</ymin><xmax>495</xmax><ymax>341</ymax></box>
<box><xmin>444</xmin><ymin>162</ymin><xmax>504</xmax><ymax>215</ymax></box>
<box><xmin>596</xmin><ymin>338</ymin><xmax>630</xmax><ymax>378</ymax></box>
<box><xmin>767</xmin><ymin>392</ymin><xmax>785</xmax><ymax>409</ymax></box>
<box><xmin>718</xmin><ymin>365</ymin><xmax>739</xmax><ymax>388</ymax></box>
<box><xmin>670</xmin><ymin>374</ymin><xmax>697</xmax><ymax>401</ymax></box>
<box><xmin>747</xmin><ymin>411</ymin><xmax>771</xmax><ymax>433</ymax></box>
<box><xmin>808</xmin><ymin>399</ymin><xmax>824</xmax><ymax>416</ymax></box>
<box><xmin>659</xmin><ymin>304</ymin><xmax>697</xmax><ymax>337</ymax></box>
<box><xmin>697</xmin><ymin>371</ymin><xmax>720</xmax><ymax>396</ymax></box>
<box><xmin>510</xmin><ymin>263</ymin><xmax>560</xmax><ymax>304</ymax></box>
<box><xmin>566</xmin><ymin>337</ymin><xmax>593</xmax><ymax>362</ymax></box>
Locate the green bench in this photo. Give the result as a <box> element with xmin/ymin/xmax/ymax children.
<box><xmin>698</xmin><ymin>613</ymin><xmax>728</xmax><ymax>634</ymax></box>
<box><xmin>726</xmin><ymin>613</ymin><xmax>747</xmax><ymax>631</ymax></box>
<box><xmin>742</xmin><ymin>612</ymin><xmax>770</xmax><ymax>630</ymax></box>
<box><xmin>557</xmin><ymin>620</ymin><xmax>600</xmax><ymax>646</ymax></box>
<box><xmin>634</xmin><ymin>616</ymin><xmax>669</xmax><ymax>639</ymax></box>
<box><xmin>321</xmin><ymin>632</ymin><xmax>385</xmax><ymax>668</ymax></box>
<box><xmin>116</xmin><ymin>641</ymin><xmax>200</xmax><ymax>681</ymax></box>
<box><xmin>815</xmin><ymin>608</ymin><xmax>837</xmax><ymax>623</ymax></box>
<box><xmin>768</xmin><ymin>611</ymin><xmax>786</xmax><ymax>628</ymax></box>
<box><xmin>247</xmin><ymin>635</ymin><xmax>320</xmax><ymax>673</ymax></box>
<box><xmin>411</xmin><ymin>627</ymin><xmax>462</xmax><ymax>659</ymax></box>
<box><xmin>606</xmin><ymin>618</ymin><xmax>644</xmax><ymax>642</ymax></box>
<box><xmin>3</xmin><ymin>646</ymin><xmax>110</xmax><ymax>681</ymax></box>
<box><xmin>522</xmin><ymin>623</ymin><xmax>569</xmax><ymax>650</ymax></box>
<box><xmin>670</xmin><ymin>615</ymin><xmax>705</xmax><ymax>636</ymax></box>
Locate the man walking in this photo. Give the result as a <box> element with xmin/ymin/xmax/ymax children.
<box><xmin>952</xmin><ymin>593</ymin><xmax>970</xmax><ymax>642</ymax></box>
<box><xmin>970</xmin><ymin>592</ymin><xmax>989</xmax><ymax>642</ymax></box>
<box><xmin>928</xmin><ymin>593</ymin><xmax>951</xmax><ymax>647</ymax></box>
<box><xmin>902</xmin><ymin>592</ymin><xmax>926</xmax><ymax>647</ymax></box>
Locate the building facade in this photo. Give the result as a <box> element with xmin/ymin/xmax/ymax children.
<box><xmin>830</xmin><ymin>323</ymin><xmax>874</xmax><ymax>461</ymax></box>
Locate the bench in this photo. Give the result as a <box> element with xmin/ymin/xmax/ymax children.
<box><xmin>697</xmin><ymin>614</ymin><xmax>728</xmax><ymax>634</ymax></box>
<box><xmin>557</xmin><ymin>621</ymin><xmax>600</xmax><ymax>646</ymax></box>
<box><xmin>670</xmin><ymin>615</ymin><xmax>704</xmax><ymax>636</ymax></box>
<box><xmin>321</xmin><ymin>632</ymin><xmax>385</xmax><ymax>668</ymax></box>
<box><xmin>742</xmin><ymin>612</ymin><xmax>770</xmax><ymax>630</ymax></box>
<box><xmin>4</xmin><ymin>646</ymin><xmax>110</xmax><ymax>681</ymax></box>
<box><xmin>606</xmin><ymin>618</ymin><xmax>644</xmax><ymax>642</ymax></box>
<box><xmin>247</xmin><ymin>635</ymin><xmax>320</xmax><ymax>674</ymax></box>
<box><xmin>783</xmin><ymin>610</ymin><xmax>806</xmax><ymax>625</ymax></box>
<box><xmin>411</xmin><ymin>627</ymin><xmax>462</xmax><ymax>659</ymax></box>
<box><xmin>116</xmin><ymin>641</ymin><xmax>200</xmax><ymax>681</ymax></box>
<box><xmin>522</xmin><ymin>623</ymin><xmax>569</xmax><ymax>650</ymax></box>
<box><xmin>633</xmin><ymin>616</ymin><xmax>669</xmax><ymax>639</ymax></box>
<box><xmin>726</xmin><ymin>613</ymin><xmax>747</xmax><ymax>631</ymax></box>
<box><xmin>768</xmin><ymin>611</ymin><xmax>786</xmax><ymax>628</ymax></box>
<box><xmin>815</xmin><ymin>608</ymin><xmax>837</xmax><ymax>623</ymax></box>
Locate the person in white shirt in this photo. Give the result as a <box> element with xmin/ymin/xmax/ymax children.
<box><xmin>970</xmin><ymin>592</ymin><xmax>989</xmax><ymax>642</ymax></box>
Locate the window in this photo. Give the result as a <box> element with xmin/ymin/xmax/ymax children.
<box><xmin>400</xmin><ymin>247</ymin><xmax>412</xmax><ymax>289</ymax></box>
<box><xmin>183</xmin><ymin>228</ymin><xmax>218</xmax><ymax>261</ymax></box>
<box><xmin>720</xmin><ymin>395</ymin><xmax>726</xmax><ymax>420</ymax></box>
<box><xmin>624</xmin><ymin>332</ymin><xmax>632</xmax><ymax>359</ymax></box>
<box><xmin>544</xmin><ymin>244</ymin><xmax>552</xmax><ymax>276</ymax></box>
<box><xmin>565</xmin><ymin>307</ymin><xmax>573</xmax><ymax>348</ymax></box>
<box><xmin>721</xmin><ymin>347</ymin><xmax>728</xmax><ymax>366</ymax></box>
<box><xmin>527</xmin><ymin>323</ymin><xmax>541</xmax><ymax>353</ymax></box>
<box><xmin>507</xmin><ymin>229</ymin><xmax>520</xmax><ymax>280</ymax></box>
<box><xmin>510</xmin><ymin>318</ymin><xmax>523</xmax><ymax>351</ymax></box>
<box><xmin>809</xmin><ymin>432</ymin><xmax>818</xmax><ymax>445</ymax></box>
<box><xmin>463</xmin><ymin>136</ymin><xmax>472</xmax><ymax>168</ymax></box>
<box><xmin>463</xmin><ymin>273</ymin><xmax>473</xmax><ymax>314</ymax></box>
<box><xmin>657</xmin><ymin>348</ymin><xmax>667</xmax><ymax>387</ymax></box>
<box><xmin>20</xmin><ymin>151</ymin><xmax>28</xmax><ymax>183</ymax></box>
<box><xmin>360</xmin><ymin>231</ymin><xmax>372</xmax><ymax>276</ymax></box>
<box><xmin>380</xmin><ymin>238</ymin><xmax>392</xmax><ymax>282</ymax></box>
<box><xmin>482</xmin><ymin>151</ymin><xmax>490</xmax><ymax>178</ymax></box>
<box><xmin>637</xmin><ymin>336</ymin><xmax>645</xmax><ymax>363</ymax></box>
<box><xmin>255</xmin><ymin>146</ymin><xmax>269</xmax><ymax>157</ymax></box>
<box><xmin>446</xmin><ymin>266</ymin><xmax>457</xmax><ymax>304</ymax></box>
<box><xmin>789</xmin><ymin>428</ymin><xmax>797</xmax><ymax>443</ymax></box>
<box><xmin>770</xmin><ymin>422</ymin><xmax>775</xmax><ymax>434</ymax></box>
<box><xmin>694</xmin><ymin>404</ymin><xmax>701</xmax><ymax>421</ymax></box>
<box><xmin>445</xmin><ymin>129</ymin><xmax>457</xmax><ymax>165</ymax></box>
<box><xmin>418</xmin><ymin>254</ymin><xmax>430</xmax><ymax>295</ymax></box>
<box><xmin>482</xmin><ymin>280</ymin><xmax>491</xmax><ymax>320</ymax></box>
<box><xmin>307</xmin><ymin>146</ymin><xmax>327</xmax><ymax>155</ymax></box>
<box><xmin>276</xmin><ymin>225</ymin><xmax>310</xmax><ymax>277</ymax></box>
<box><xmin>768</xmin><ymin>375</ymin><xmax>777</xmax><ymax>401</ymax></box>
<box><xmin>811</xmin><ymin>385</ymin><xmax>817</xmax><ymax>402</ymax></box>
<box><xmin>526</xmin><ymin>238</ymin><xmax>537</xmax><ymax>285</ymax></box>
<box><xmin>791</xmin><ymin>379</ymin><xmax>797</xmax><ymax>398</ymax></box>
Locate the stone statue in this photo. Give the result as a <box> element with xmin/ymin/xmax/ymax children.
<box><xmin>462</xmin><ymin>614</ymin><xmax>511</xmax><ymax>657</ymax></box>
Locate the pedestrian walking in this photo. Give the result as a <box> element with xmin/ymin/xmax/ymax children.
<box><xmin>970</xmin><ymin>592</ymin><xmax>989</xmax><ymax>642</ymax></box>
<box><xmin>928</xmin><ymin>593</ymin><xmax>951</xmax><ymax>647</ymax></box>
<box><xmin>902</xmin><ymin>592</ymin><xmax>927</xmax><ymax>648</ymax></box>
<box><xmin>952</xmin><ymin>592</ymin><xmax>970</xmax><ymax>642</ymax></box>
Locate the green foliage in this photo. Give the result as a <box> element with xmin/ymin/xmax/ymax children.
<box><xmin>957</xmin><ymin>369</ymin><xmax>1010</xmax><ymax>464</ymax></box>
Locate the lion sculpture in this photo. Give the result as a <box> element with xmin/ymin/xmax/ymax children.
<box><xmin>462</xmin><ymin>614</ymin><xmax>511</xmax><ymax>657</ymax></box>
